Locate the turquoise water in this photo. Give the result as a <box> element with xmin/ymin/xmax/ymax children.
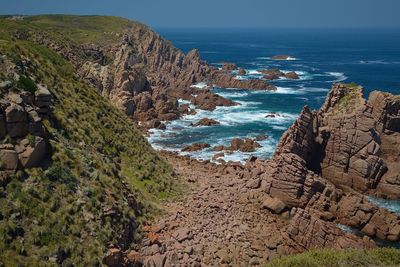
<box><xmin>149</xmin><ymin>29</ymin><xmax>400</xmax><ymax>162</ymax></box>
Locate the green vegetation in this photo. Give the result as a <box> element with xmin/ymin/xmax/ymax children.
<box><xmin>331</xmin><ymin>83</ymin><xmax>364</xmax><ymax>115</ymax></box>
<box><xmin>17</xmin><ymin>75</ymin><xmax>37</xmax><ymax>93</ymax></box>
<box><xmin>265</xmin><ymin>248</ymin><xmax>400</xmax><ymax>267</ymax></box>
<box><xmin>0</xmin><ymin>15</ymin><xmax>180</xmax><ymax>265</ymax></box>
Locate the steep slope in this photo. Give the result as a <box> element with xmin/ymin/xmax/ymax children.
<box><xmin>0</xmin><ymin>18</ymin><xmax>179</xmax><ymax>266</ymax></box>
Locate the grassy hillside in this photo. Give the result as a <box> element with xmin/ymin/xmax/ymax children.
<box><xmin>265</xmin><ymin>248</ymin><xmax>400</xmax><ymax>267</ymax></box>
<box><xmin>0</xmin><ymin>16</ymin><xmax>179</xmax><ymax>266</ymax></box>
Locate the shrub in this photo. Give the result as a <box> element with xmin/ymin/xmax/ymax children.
<box><xmin>17</xmin><ymin>75</ymin><xmax>37</xmax><ymax>94</ymax></box>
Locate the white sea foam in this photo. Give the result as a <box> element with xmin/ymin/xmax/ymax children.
<box><xmin>298</xmin><ymin>86</ymin><xmax>329</xmax><ymax>93</ymax></box>
<box><xmin>248</xmin><ymin>70</ymin><xmax>262</xmax><ymax>75</ymax></box>
<box><xmin>215</xmin><ymin>91</ymin><xmax>248</xmax><ymax>98</ymax></box>
<box><xmin>274</xmin><ymin>87</ymin><xmax>303</xmax><ymax>94</ymax></box>
<box><xmin>367</xmin><ymin>196</ymin><xmax>400</xmax><ymax>214</ymax></box>
<box><xmin>272</xmin><ymin>125</ymin><xmax>288</xmax><ymax>130</ymax></box>
<box><xmin>190</xmin><ymin>82</ymin><xmax>208</xmax><ymax>89</ymax></box>
<box><xmin>178</xmin><ymin>98</ymin><xmax>191</xmax><ymax>105</ymax></box>
<box><xmin>326</xmin><ymin>72</ymin><xmax>348</xmax><ymax>82</ymax></box>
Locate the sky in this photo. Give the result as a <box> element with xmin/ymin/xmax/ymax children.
<box><xmin>0</xmin><ymin>0</ymin><xmax>399</xmax><ymax>29</ymax></box>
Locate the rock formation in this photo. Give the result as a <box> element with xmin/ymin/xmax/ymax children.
<box><xmin>247</xmin><ymin>83</ymin><xmax>400</xmax><ymax>253</ymax></box>
<box><xmin>190</xmin><ymin>89</ymin><xmax>238</xmax><ymax>111</ymax></box>
<box><xmin>213</xmin><ymin>73</ymin><xmax>277</xmax><ymax>91</ymax></box>
<box><xmin>260</xmin><ymin>69</ymin><xmax>299</xmax><ymax>80</ymax></box>
<box><xmin>191</xmin><ymin>118</ymin><xmax>220</xmax><ymax>127</ymax></box>
<box><xmin>181</xmin><ymin>143</ymin><xmax>210</xmax><ymax>152</ymax></box>
<box><xmin>0</xmin><ymin>61</ymin><xmax>51</xmax><ymax>175</ymax></box>
<box><xmin>271</xmin><ymin>55</ymin><xmax>293</xmax><ymax>60</ymax></box>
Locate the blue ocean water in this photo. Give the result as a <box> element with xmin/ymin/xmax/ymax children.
<box><xmin>149</xmin><ymin>28</ymin><xmax>400</xmax><ymax>162</ymax></box>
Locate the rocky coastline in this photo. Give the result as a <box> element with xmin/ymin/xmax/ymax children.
<box><xmin>1</xmin><ymin>15</ymin><xmax>399</xmax><ymax>267</ymax></box>
<box><xmin>116</xmin><ymin>83</ymin><xmax>400</xmax><ymax>266</ymax></box>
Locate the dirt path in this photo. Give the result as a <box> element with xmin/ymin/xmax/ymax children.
<box><xmin>137</xmin><ymin>152</ymin><xmax>289</xmax><ymax>267</ymax></box>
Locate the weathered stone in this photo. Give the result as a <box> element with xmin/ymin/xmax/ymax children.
<box><xmin>181</xmin><ymin>143</ymin><xmax>210</xmax><ymax>152</ymax></box>
<box><xmin>191</xmin><ymin>118</ymin><xmax>220</xmax><ymax>127</ymax></box>
<box><xmin>261</xmin><ymin>195</ymin><xmax>286</xmax><ymax>214</ymax></box>
<box><xmin>17</xmin><ymin>137</ymin><xmax>47</xmax><ymax>168</ymax></box>
<box><xmin>0</xmin><ymin>146</ymin><xmax>18</xmax><ymax>171</ymax></box>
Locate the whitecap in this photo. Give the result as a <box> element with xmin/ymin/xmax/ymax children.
<box><xmin>326</xmin><ymin>72</ymin><xmax>348</xmax><ymax>82</ymax></box>
<box><xmin>272</xmin><ymin>125</ymin><xmax>288</xmax><ymax>130</ymax></box>
<box><xmin>298</xmin><ymin>86</ymin><xmax>329</xmax><ymax>93</ymax></box>
<box><xmin>274</xmin><ymin>87</ymin><xmax>303</xmax><ymax>94</ymax></box>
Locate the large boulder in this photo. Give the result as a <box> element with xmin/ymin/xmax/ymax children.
<box><xmin>191</xmin><ymin>90</ymin><xmax>238</xmax><ymax>111</ymax></box>
<box><xmin>181</xmin><ymin>143</ymin><xmax>210</xmax><ymax>152</ymax></box>
<box><xmin>191</xmin><ymin>118</ymin><xmax>220</xmax><ymax>127</ymax></box>
<box><xmin>15</xmin><ymin>137</ymin><xmax>47</xmax><ymax>168</ymax></box>
<box><xmin>261</xmin><ymin>195</ymin><xmax>287</xmax><ymax>214</ymax></box>
<box><xmin>5</xmin><ymin>103</ymin><xmax>28</xmax><ymax>138</ymax></box>
<box><xmin>229</xmin><ymin>137</ymin><xmax>261</xmax><ymax>152</ymax></box>
<box><xmin>35</xmin><ymin>84</ymin><xmax>52</xmax><ymax>115</ymax></box>
<box><xmin>0</xmin><ymin>144</ymin><xmax>18</xmax><ymax>171</ymax></box>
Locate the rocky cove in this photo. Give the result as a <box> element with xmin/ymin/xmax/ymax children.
<box><xmin>0</xmin><ymin>15</ymin><xmax>399</xmax><ymax>267</ymax></box>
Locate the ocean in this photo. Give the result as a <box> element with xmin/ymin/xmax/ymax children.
<box><xmin>148</xmin><ymin>28</ymin><xmax>400</xmax><ymax>164</ymax></box>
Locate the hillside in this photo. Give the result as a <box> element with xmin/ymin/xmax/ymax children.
<box><xmin>0</xmin><ymin>15</ymin><xmax>180</xmax><ymax>266</ymax></box>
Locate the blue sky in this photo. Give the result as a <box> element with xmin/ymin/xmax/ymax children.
<box><xmin>0</xmin><ymin>0</ymin><xmax>399</xmax><ymax>29</ymax></box>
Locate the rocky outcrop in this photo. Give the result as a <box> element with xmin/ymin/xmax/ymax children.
<box><xmin>181</xmin><ymin>143</ymin><xmax>210</xmax><ymax>152</ymax></box>
<box><xmin>213</xmin><ymin>73</ymin><xmax>277</xmax><ymax>91</ymax></box>
<box><xmin>260</xmin><ymin>69</ymin><xmax>299</xmax><ymax>80</ymax></box>
<box><xmin>238</xmin><ymin>68</ymin><xmax>246</xmax><ymax>75</ymax></box>
<box><xmin>191</xmin><ymin>90</ymin><xmax>238</xmax><ymax>111</ymax></box>
<box><xmin>271</xmin><ymin>55</ymin><xmax>293</xmax><ymax>60</ymax></box>
<box><xmin>221</xmin><ymin>63</ymin><xmax>237</xmax><ymax>71</ymax></box>
<box><xmin>283</xmin><ymin>208</ymin><xmax>375</xmax><ymax>253</ymax></box>
<box><xmin>285</xmin><ymin>71</ymin><xmax>299</xmax><ymax>80</ymax></box>
<box><xmin>229</xmin><ymin>138</ymin><xmax>261</xmax><ymax>152</ymax></box>
<box><xmin>247</xmin><ymin>83</ymin><xmax>400</xmax><ymax>253</ymax></box>
<box><xmin>191</xmin><ymin>118</ymin><xmax>220</xmax><ymax>127</ymax></box>
<box><xmin>0</xmin><ymin>69</ymin><xmax>51</xmax><ymax>174</ymax></box>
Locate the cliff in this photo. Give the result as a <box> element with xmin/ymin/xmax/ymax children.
<box><xmin>243</xmin><ymin>83</ymin><xmax>400</xmax><ymax>254</ymax></box>
<box><xmin>5</xmin><ymin>15</ymin><xmax>218</xmax><ymax>129</ymax></box>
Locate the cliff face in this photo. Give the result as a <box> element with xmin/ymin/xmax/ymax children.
<box><xmin>19</xmin><ymin>15</ymin><xmax>213</xmax><ymax>127</ymax></box>
<box><xmin>245</xmin><ymin>83</ymin><xmax>400</xmax><ymax>253</ymax></box>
